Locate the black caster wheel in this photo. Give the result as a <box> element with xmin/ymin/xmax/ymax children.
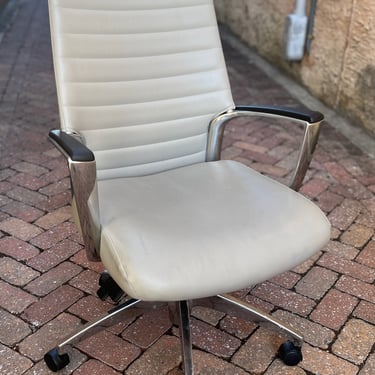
<box><xmin>44</xmin><ymin>348</ymin><xmax>70</xmax><ymax>372</ymax></box>
<box><xmin>97</xmin><ymin>271</ymin><xmax>124</xmax><ymax>302</ymax></box>
<box><xmin>278</xmin><ymin>341</ymin><xmax>303</xmax><ymax>366</ymax></box>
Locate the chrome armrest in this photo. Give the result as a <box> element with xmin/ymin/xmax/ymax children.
<box><xmin>207</xmin><ymin>105</ymin><xmax>324</xmax><ymax>191</ymax></box>
<box><xmin>49</xmin><ymin>130</ymin><xmax>100</xmax><ymax>260</ymax></box>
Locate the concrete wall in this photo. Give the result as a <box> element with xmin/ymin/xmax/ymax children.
<box><xmin>215</xmin><ymin>0</ymin><xmax>375</xmax><ymax>137</ymax></box>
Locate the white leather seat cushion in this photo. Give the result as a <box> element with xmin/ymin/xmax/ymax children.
<box><xmin>98</xmin><ymin>160</ymin><xmax>330</xmax><ymax>301</ymax></box>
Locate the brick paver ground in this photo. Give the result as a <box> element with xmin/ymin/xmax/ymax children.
<box><xmin>0</xmin><ymin>1</ymin><xmax>374</xmax><ymax>374</ymax></box>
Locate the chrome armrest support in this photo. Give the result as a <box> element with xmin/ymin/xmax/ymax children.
<box><xmin>49</xmin><ymin>130</ymin><xmax>100</xmax><ymax>260</ymax></box>
<box><xmin>207</xmin><ymin>105</ymin><xmax>324</xmax><ymax>191</ymax></box>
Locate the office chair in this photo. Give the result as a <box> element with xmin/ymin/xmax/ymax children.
<box><xmin>44</xmin><ymin>0</ymin><xmax>330</xmax><ymax>373</ymax></box>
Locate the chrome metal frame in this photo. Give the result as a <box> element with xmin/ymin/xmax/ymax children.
<box><xmin>207</xmin><ymin>107</ymin><xmax>323</xmax><ymax>191</ymax></box>
<box><xmin>47</xmin><ymin>294</ymin><xmax>303</xmax><ymax>374</ymax></box>
<box><xmin>49</xmin><ymin>133</ymin><xmax>101</xmax><ymax>260</ymax></box>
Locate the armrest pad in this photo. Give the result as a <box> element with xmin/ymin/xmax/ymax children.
<box><xmin>235</xmin><ymin>105</ymin><xmax>324</xmax><ymax>123</ymax></box>
<box><xmin>49</xmin><ymin>130</ymin><xmax>94</xmax><ymax>162</ymax></box>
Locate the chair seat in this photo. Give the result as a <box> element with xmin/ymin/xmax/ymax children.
<box><xmin>98</xmin><ymin>160</ymin><xmax>330</xmax><ymax>301</ymax></box>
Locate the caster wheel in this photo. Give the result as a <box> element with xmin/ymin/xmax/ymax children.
<box><xmin>44</xmin><ymin>348</ymin><xmax>70</xmax><ymax>372</ymax></box>
<box><xmin>278</xmin><ymin>341</ymin><xmax>303</xmax><ymax>366</ymax></box>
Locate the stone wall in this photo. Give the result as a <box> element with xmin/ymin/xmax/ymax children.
<box><xmin>215</xmin><ymin>0</ymin><xmax>375</xmax><ymax>137</ymax></box>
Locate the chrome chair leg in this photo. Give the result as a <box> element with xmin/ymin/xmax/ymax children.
<box><xmin>193</xmin><ymin>293</ymin><xmax>303</xmax><ymax>366</ymax></box>
<box><xmin>178</xmin><ymin>300</ymin><xmax>194</xmax><ymax>375</ymax></box>
<box><xmin>44</xmin><ymin>298</ymin><xmax>142</xmax><ymax>371</ymax></box>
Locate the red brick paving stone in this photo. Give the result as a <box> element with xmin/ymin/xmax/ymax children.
<box><xmin>343</xmin><ymin>179</ymin><xmax>373</xmax><ymax>200</ymax></box>
<box><xmin>0</xmin><ymin>217</ymin><xmax>43</xmax><ymax>241</ymax></box>
<box><xmin>24</xmin><ymin>348</ymin><xmax>87</xmax><ymax>375</ymax></box>
<box><xmin>0</xmin><ymin>343</ymin><xmax>33</xmax><ymax>374</ymax></box>
<box><xmin>189</xmin><ymin>318</ymin><xmax>241</xmax><ymax>359</ymax></box>
<box><xmin>251</xmin><ymin>282</ymin><xmax>316</xmax><ymax>316</ymax></box>
<box><xmin>359</xmin><ymin>353</ymin><xmax>375</xmax><ymax>375</ymax></box>
<box><xmin>74</xmin><ymin>359</ymin><xmax>121</xmax><ymax>375</ymax></box>
<box><xmin>19</xmin><ymin>313</ymin><xmax>82</xmax><ymax>362</ymax></box>
<box><xmin>68</xmin><ymin>295</ymin><xmax>116</xmax><ymax>321</ymax></box>
<box><xmin>363</xmin><ymin>197</ymin><xmax>375</xmax><ymax>215</ymax></box>
<box><xmin>330</xmin><ymin>226</ymin><xmax>341</xmax><ymax>240</ymax></box>
<box><xmin>122</xmin><ymin>307</ymin><xmax>172</xmax><ymax>349</ymax></box>
<box><xmin>332</xmin><ymin>319</ymin><xmax>375</xmax><ymax>365</ymax></box>
<box><xmin>0</xmin><ymin>308</ymin><xmax>32</xmax><ymax>346</ymax></box>
<box><xmin>1</xmin><ymin>201</ymin><xmax>44</xmax><ymax>222</ymax></box>
<box><xmin>310</xmin><ymin>289</ymin><xmax>358</xmax><ymax>331</ymax></box>
<box><xmin>317</xmin><ymin>253</ymin><xmax>375</xmax><ymax>283</ymax></box>
<box><xmin>300</xmin><ymin>178</ymin><xmax>329</xmax><ymax>198</ymax></box>
<box><xmin>0</xmin><ymin>280</ymin><xmax>37</xmax><ymax>314</ymax></box>
<box><xmin>356</xmin><ymin>239</ymin><xmax>375</xmax><ymax>268</ymax></box>
<box><xmin>75</xmin><ymin>330</ymin><xmax>141</xmax><ymax>371</ymax></box>
<box><xmin>323</xmin><ymin>240</ymin><xmax>359</xmax><ymax>260</ymax></box>
<box><xmin>34</xmin><ymin>206</ymin><xmax>72</xmax><ymax>230</ymax></box>
<box><xmin>168</xmin><ymin>368</ymin><xmax>184</xmax><ymax>375</ymax></box>
<box><xmin>0</xmin><ymin>168</ymin><xmax>16</xmax><ymax>181</ymax></box>
<box><xmin>292</xmin><ymin>251</ymin><xmax>322</xmax><ymax>274</ymax></box>
<box><xmin>42</xmin><ymin>166</ymin><xmax>70</xmax><ymax>186</ymax></box>
<box><xmin>68</xmin><ymin>269</ymin><xmax>100</xmax><ymax>296</ymax></box>
<box><xmin>69</xmin><ymin>249</ymin><xmax>105</xmax><ymax>273</ymax></box>
<box><xmin>232</xmin><ymin>327</ymin><xmax>284</xmax><ymax>373</ymax></box>
<box><xmin>301</xmin><ymin>343</ymin><xmax>358</xmax><ymax>375</ymax></box>
<box><xmin>316</xmin><ymin>190</ymin><xmax>345</xmax><ymax>212</ymax></box>
<box><xmin>336</xmin><ymin>275</ymin><xmax>375</xmax><ymax>303</ymax></box>
<box><xmin>7</xmin><ymin>172</ymin><xmax>50</xmax><ymax>191</ymax></box>
<box><xmin>353</xmin><ymin>300</ymin><xmax>375</xmax><ymax>324</ymax></box>
<box><xmin>221</xmin><ymin>146</ymin><xmax>242</xmax><ymax>160</ymax></box>
<box><xmin>356</xmin><ymin>210</ymin><xmax>375</xmax><ymax>228</ymax></box>
<box><xmin>12</xmin><ymin>161</ymin><xmax>49</xmax><ymax>176</ymax></box>
<box><xmin>68</xmin><ymin>295</ymin><xmax>139</xmax><ymax>336</ymax></box>
<box><xmin>6</xmin><ymin>186</ymin><xmax>48</xmax><ymax>207</ymax></box>
<box><xmin>269</xmin><ymin>271</ymin><xmax>301</xmax><ymax>289</ymax></box>
<box><xmin>22</xmin><ymin>285</ymin><xmax>84</xmax><ymax>327</ymax></box>
<box><xmin>341</xmin><ymin>223</ymin><xmax>374</xmax><ymax>248</ymax></box>
<box><xmin>126</xmin><ymin>335</ymin><xmax>181</xmax><ymax>375</ymax></box>
<box><xmin>295</xmin><ymin>266</ymin><xmax>338</xmax><ymax>300</ymax></box>
<box><xmin>219</xmin><ymin>315</ymin><xmax>256</xmax><ymax>340</ymax></box>
<box><xmin>0</xmin><ymin>256</ymin><xmax>39</xmax><ymax>286</ymax></box>
<box><xmin>273</xmin><ymin>310</ymin><xmax>335</xmax><ymax>349</ymax></box>
<box><xmin>242</xmin><ymin>148</ymin><xmax>279</xmax><ymax>165</ymax></box>
<box><xmin>324</xmin><ymin>161</ymin><xmax>352</xmax><ymax>182</ymax></box>
<box><xmin>264</xmin><ymin>360</ymin><xmax>306</xmax><ymax>375</ymax></box>
<box><xmin>25</xmin><ymin>262</ymin><xmax>82</xmax><ymax>297</ymax></box>
<box><xmin>39</xmin><ymin>178</ymin><xmax>71</xmax><ymax>197</ymax></box>
<box><xmin>30</xmin><ymin>221</ymin><xmax>78</xmax><ymax>249</ymax></box>
<box><xmin>38</xmin><ymin>191</ymin><xmax>72</xmax><ymax>212</ymax></box>
<box><xmin>192</xmin><ymin>349</ymin><xmax>250</xmax><ymax>375</ymax></box>
<box><xmin>328</xmin><ymin>199</ymin><xmax>362</xmax><ymax>230</ymax></box>
<box><xmin>0</xmin><ymin>194</ymin><xmax>12</xmax><ymax>207</ymax></box>
<box><xmin>233</xmin><ymin>141</ymin><xmax>268</xmax><ymax>154</ymax></box>
<box><xmin>249</xmin><ymin>162</ymin><xmax>289</xmax><ymax>178</ymax></box>
<box><xmin>191</xmin><ymin>306</ymin><xmax>225</xmax><ymax>326</ymax></box>
<box><xmin>26</xmin><ymin>239</ymin><xmax>82</xmax><ymax>272</ymax></box>
<box><xmin>0</xmin><ymin>237</ymin><xmax>39</xmax><ymax>260</ymax></box>
<box><xmin>243</xmin><ymin>293</ymin><xmax>275</xmax><ymax>313</ymax></box>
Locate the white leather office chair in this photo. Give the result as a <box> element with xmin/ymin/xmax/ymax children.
<box><xmin>44</xmin><ymin>0</ymin><xmax>331</xmax><ymax>373</ymax></box>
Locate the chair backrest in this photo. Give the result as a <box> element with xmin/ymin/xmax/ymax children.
<box><xmin>48</xmin><ymin>0</ymin><xmax>234</xmax><ymax>180</ymax></box>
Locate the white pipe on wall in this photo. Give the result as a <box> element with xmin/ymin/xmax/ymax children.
<box><xmin>284</xmin><ymin>0</ymin><xmax>308</xmax><ymax>60</ymax></box>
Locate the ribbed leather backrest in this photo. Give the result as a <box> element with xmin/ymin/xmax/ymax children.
<box><xmin>48</xmin><ymin>0</ymin><xmax>234</xmax><ymax>179</ymax></box>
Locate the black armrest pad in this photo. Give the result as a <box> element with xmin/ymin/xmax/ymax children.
<box><xmin>235</xmin><ymin>105</ymin><xmax>324</xmax><ymax>123</ymax></box>
<box><xmin>49</xmin><ymin>130</ymin><xmax>95</xmax><ymax>162</ymax></box>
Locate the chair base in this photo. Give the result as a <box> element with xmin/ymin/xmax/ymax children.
<box><xmin>44</xmin><ymin>292</ymin><xmax>303</xmax><ymax>373</ymax></box>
